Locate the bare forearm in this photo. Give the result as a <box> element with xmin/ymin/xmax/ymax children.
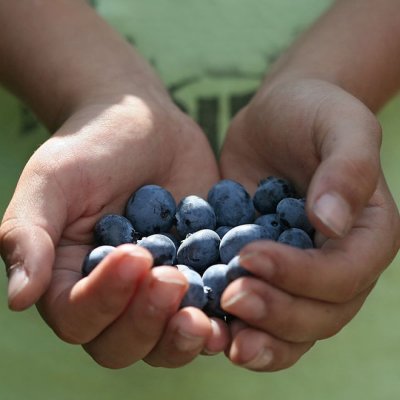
<box><xmin>264</xmin><ymin>0</ymin><xmax>400</xmax><ymax>112</ymax></box>
<box><xmin>0</xmin><ymin>0</ymin><xmax>166</xmax><ymax>130</ymax></box>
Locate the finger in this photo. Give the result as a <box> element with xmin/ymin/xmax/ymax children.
<box><xmin>38</xmin><ymin>244</ymin><xmax>152</xmax><ymax>345</ymax></box>
<box><xmin>307</xmin><ymin>95</ymin><xmax>381</xmax><ymax>238</ymax></box>
<box><xmin>202</xmin><ymin>318</ymin><xmax>231</xmax><ymax>356</ymax></box>
<box><xmin>229</xmin><ymin>327</ymin><xmax>314</xmax><ymax>372</ymax></box>
<box><xmin>83</xmin><ymin>266</ymin><xmax>188</xmax><ymax>369</ymax></box>
<box><xmin>238</xmin><ymin>193</ymin><xmax>398</xmax><ymax>303</ymax></box>
<box><xmin>221</xmin><ymin>277</ymin><xmax>373</xmax><ymax>343</ymax></box>
<box><xmin>0</xmin><ymin>166</ymin><xmax>66</xmax><ymax>310</ymax></box>
<box><xmin>1</xmin><ymin>224</ymin><xmax>55</xmax><ymax>311</ymax></box>
<box><xmin>144</xmin><ymin>308</ymin><xmax>212</xmax><ymax>368</ymax></box>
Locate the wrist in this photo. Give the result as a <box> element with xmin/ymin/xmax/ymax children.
<box><xmin>254</xmin><ymin>0</ymin><xmax>400</xmax><ymax>113</ymax></box>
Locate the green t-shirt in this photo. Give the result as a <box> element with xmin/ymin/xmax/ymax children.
<box><xmin>95</xmin><ymin>0</ymin><xmax>332</xmax><ymax>149</ymax></box>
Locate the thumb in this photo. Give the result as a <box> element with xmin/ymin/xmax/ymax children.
<box><xmin>306</xmin><ymin>99</ymin><xmax>382</xmax><ymax>238</ymax></box>
<box><xmin>0</xmin><ymin>167</ymin><xmax>65</xmax><ymax>311</ymax></box>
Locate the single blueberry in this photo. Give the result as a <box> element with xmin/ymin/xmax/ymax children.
<box><xmin>81</xmin><ymin>245</ymin><xmax>115</xmax><ymax>276</ymax></box>
<box><xmin>253</xmin><ymin>176</ymin><xmax>296</xmax><ymax>214</ymax></box>
<box><xmin>219</xmin><ymin>224</ymin><xmax>274</xmax><ymax>264</ymax></box>
<box><xmin>94</xmin><ymin>214</ymin><xmax>138</xmax><ymax>246</ymax></box>
<box><xmin>176</xmin><ymin>229</ymin><xmax>221</xmax><ymax>274</ymax></box>
<box><xmin>159</xmin><ymin>232</ymin><xmax>181</xmax><ymax>249</ymax></box>
<box><xmin>175</xmin><ymin>195</ymin><xmax>216</xmax><ymax>238</ymax></box>
<box><xmin>202</xmin><ymin>264</ymin><xmax>229</xmax><ymax>319</ymax></box>
<box><xmin>137</xmin><ymin>234</ymin><xmax>177</xmax><ymax>266</ymax></box>
<box><xmin>226</xmin><ymin>255</ymin><xmax>253</xmax><ymax>282</ymax></box>
<box><xmin>278</xmin><ymin>228</ymin><xmax>314</xmax><ymax>249</ymax></box>
<box><xmin>215</xmin><ymin>225</ymin><xmax>232</xmax><ymax>239</ymax></box>
<box><xmin>276</xmin><ymin>197</ymin><xmax>314</xmax><ymax>235</ymax></box>
<box><xmin>177</xmin><ymin>266</ymin><xmax>208</xmax><ymax>309</ymax></box>
<box><xmin>207</xmin><ymin>180</ymin><xmax>255</xmax><ymax>227</ymax></box>
<box><xmin>159</xmin><ymin>232</ymin><xmax>180</xmax><ymax>263</ymax></box>
<box><xmin>125</xmin><ymin>185</ymin><xmax>176</xmax><ymax>236</ymax></box>
<box><xmin>254</xmin><ymin>213</ymin><xmax>285</xmax><ymax>240</ymax></box>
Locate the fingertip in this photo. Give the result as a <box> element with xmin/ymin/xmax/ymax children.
<box><xmin>171</xmin><ymin>308</ymin><xmax>211</xmax><ymax>353</ymax></box>
<box><xmin>7</xmin><ymin>264</ymin><xmax>31</xmax><ymax>311</ymax></box>
<box><xmin>310</xmin><ymin>192</ymin><xmax>352</xmax><ymax>238</ymax></box>
<box><xmin>113</xmin><ymin>244</ymin><xmax>154</xmax><ymax>276</ymax></box>
<box><xmin>3</xmin><ymin>226</ymin><xmax>55</xmax><ymax>311</ymax></box>
<box><xmin>203</xmin><ymin>318</ymin><xmax>230</xmax><ymax>355</ymax></box>
<box><xmin>78</xmin><ymin>244</ymin><xmax>154</xmax><ymax>295</ymax></box>
<box><xmin>115</xmin><ymin>243</ymin><xmax>154</xmax><ymax>266</ymax></box>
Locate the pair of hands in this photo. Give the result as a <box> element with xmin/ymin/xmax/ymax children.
<box><xmin>1</xmin><ymin>76</ymin><xmax>399</xmax><ymax>372</ymax></box>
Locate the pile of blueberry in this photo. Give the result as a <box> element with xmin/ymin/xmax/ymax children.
<box><xmin>82</xmin><ymin>177</ymin><xmax>314</xmax><ymax>320</ymax></box>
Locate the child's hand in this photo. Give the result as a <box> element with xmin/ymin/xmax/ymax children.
<box><xmin>0</xmin><ymin>1</ymin><xmax>230</xmax><ymax>369</ymax></box>
<box><xmin>219</xmin><ymin>78</ymin><xmax>400</xmax><ymax>371</ymax></box>
<box><xmin>0</xmin><ymin>92</ymin><xmax>229</xmax><ymax>369</ymax></box>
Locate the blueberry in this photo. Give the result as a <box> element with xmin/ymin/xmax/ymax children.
<box><xmin>94</xmin><ymin>214</ymin><xmax>138</xmax><ymax>246</ymax></box>
<box><xmin>253</xmin><ymin>176</ymin><xmax>295</xmax><ymax>214</ymax></box>
<box><xmin>219</xmin><ymin>224</ymin><xmax>274</xmax><ymax>264</ymax></box>
<box><xmin>158</xmin><ymin>232</ymin><xmax>180</xmax><ymax>263</ymax></box>
<box><xmin>276</xmin><ymin>197</ymin><xmax>314</xmax><ymax>235</ymax></box>
<box><xmin>207</xmin><ymin>180</ymin><xmax>255</xmax><ymax>227</ymax></box>
<box><xmin>176</xmin><ymin>229</ymin><xmax>221</xmax><ymax>274</ymax></box>
<box><xmin>215</xmin><ymin>225</ymin><xmax>232</xmax><ymax>239</ymax></box>
<box><xmin>202</xmin><ymin>264</ymin><xmax>229</xmax><ymax>319</ymax></box>
<box><xmin>254</xmin><ymin>213</ymin><xmax>284</xmax><ymax>240</ymax></box>
<box><xmin>125</xmin><ymin>185</ymin><xmax>176</xmax><ymax>236</ymax></box>
<box><xmin>226</xmin><ymin>255</ymin><xmax>252</xmax><ymax>282</ymax></box>
<box><xmin>137</xmin><ymin>234</ymin><xmax>177</xmax><ymax>266</ymax></box>
<box><xmin>175</xmin><ymin>195</ymin><xmax>216</xmax><ymax>238</ymax></box>
<box><xmin>177</xmin><ymin>265</ymin><xmax>208</xmax><ymax>309</ymax></box>
<box><xmin>278</xmin><ymin>228</ymin><xmax>314</xmax><ymax>249</ymax></box>
<box><xmin>159</xmin><ymin>232</ymin><xmax>181</xmax><ymax>249</ymax></box>
<box><xmin>81</xmin><ymin>245</ymin><xmax>115</xmax><ymax>276</ymax></box>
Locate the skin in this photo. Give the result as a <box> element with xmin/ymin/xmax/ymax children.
<box><xmin>0</xmin><ymin>0</ymin><xmax>399</xmax><ymax>372</ymax></box>
<box><xmin>0</xmin><ymin>0</ymin><xmax>228</xmax><ymax>369</ymax></box>
<box><xmin>220</xmin><ymin>0</ymin><xmax>400</xmax><ymax>371</ymax></box>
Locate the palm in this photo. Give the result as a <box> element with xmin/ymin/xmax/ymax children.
<box><xmin>37</xmin><ymin>99</ymin><xmax>219</xmax><ymax>266</ymax></box>
<box><xmin>220</xmin><ymin>78</ymin><xmax>398</xmax><ymax>313</ymax></box>
<box><xmin>15</xmin><ymin>98</ymin><xmax>221</xmax><ymax>354</ymax></box>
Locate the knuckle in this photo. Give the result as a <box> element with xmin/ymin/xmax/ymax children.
<box><xmin>52</xmin><ymin>322</ymin><xmax>87</xmax><ymax>345</ymax></box>
<box><xmin>268</xmin><ymin>297</ymin><xmax>299</xmax><ymax>342</ymax></box>
<box><xmin>272</xmin><ymin>314</ymin><xmax>294</xmax><ymax>341</ymax></box>
<box><xmin>319</xmin><ymin>311</ymin><xmax>347</xmax><ymax>339</ymax></box>
<box><xmin>95</xmin><ymin>290</ymin><xmax>127</xmax><ymax>318</ymax></box>
<box><xmin>267</xmin><ymin>342</ymin><xmax>315</xmax><ymax>372</ymax></box>
<box><xmin>320</xmin><ymin>320</ymin><xmax>345</xmax><ymax>340</ymax></box>
<box><xmin>336</xmin><ymin>270</ymin><xmax>361</xmax><ymax>303</ymax></box>
<box><xmin>84</xmin><ymin>348</ymin><xmax>129</xmax><ymax>370</ymax></box>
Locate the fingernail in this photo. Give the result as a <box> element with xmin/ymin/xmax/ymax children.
<box><xmin>118</xmin><ymin>245</ymin><xmax>153</xmax><ymax>264</ymax></box>
<box><xmin>202</xmin><ymin>348</ymin><xmax>219</xmax><ymax>356</ymax></box>
<box><xmin>116</xmin><ymin>253</ymin><xmax>151</xmax><ymax>281</ymax></box>
<box><xmin>313</xmin><ymin>192</ymin><xmax>351</xmax><ymax>237</ymax></box>
<box><xmin>242</xmin><ymin>348</ymin><xmax>273</xmax><ymax>370</ymax></box>
<box><xmin>222</xmin><ymin>290</ymin><xmax>267</xmax><ymax>320</ymax></box>
<box><xmin>239</xmin><ymin>253</ymin><xmax>275</xmax><ymax>278</ymax></box>
<box><xmin>149</xmin><ymin>275</ymin><xmax>187</xmax><ymax>310</ymax></box>
<box><xmin>7</xmin><ymin>263</ymin><xmax>29</xmax><ymax>304</ymax></box>
<box><xmin>174</xmin><ymin>330</ymin><xmax>204</xmax><ymax>352</ymax></box>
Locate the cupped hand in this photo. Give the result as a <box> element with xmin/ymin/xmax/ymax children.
<box><xmin>219</xmin><ymin>78</ymin><xmax>400</xmax><ymax>371</ymax></box>
<box><xmin>0</xmin><ymin>90</ymin><xmax>229</xmax><ymax>368</ymax></box>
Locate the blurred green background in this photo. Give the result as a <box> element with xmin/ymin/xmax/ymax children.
<box><xmin>0</xmin><ymin>94</ymin><xmax>399</xmax><ymax>400</ymax></box>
